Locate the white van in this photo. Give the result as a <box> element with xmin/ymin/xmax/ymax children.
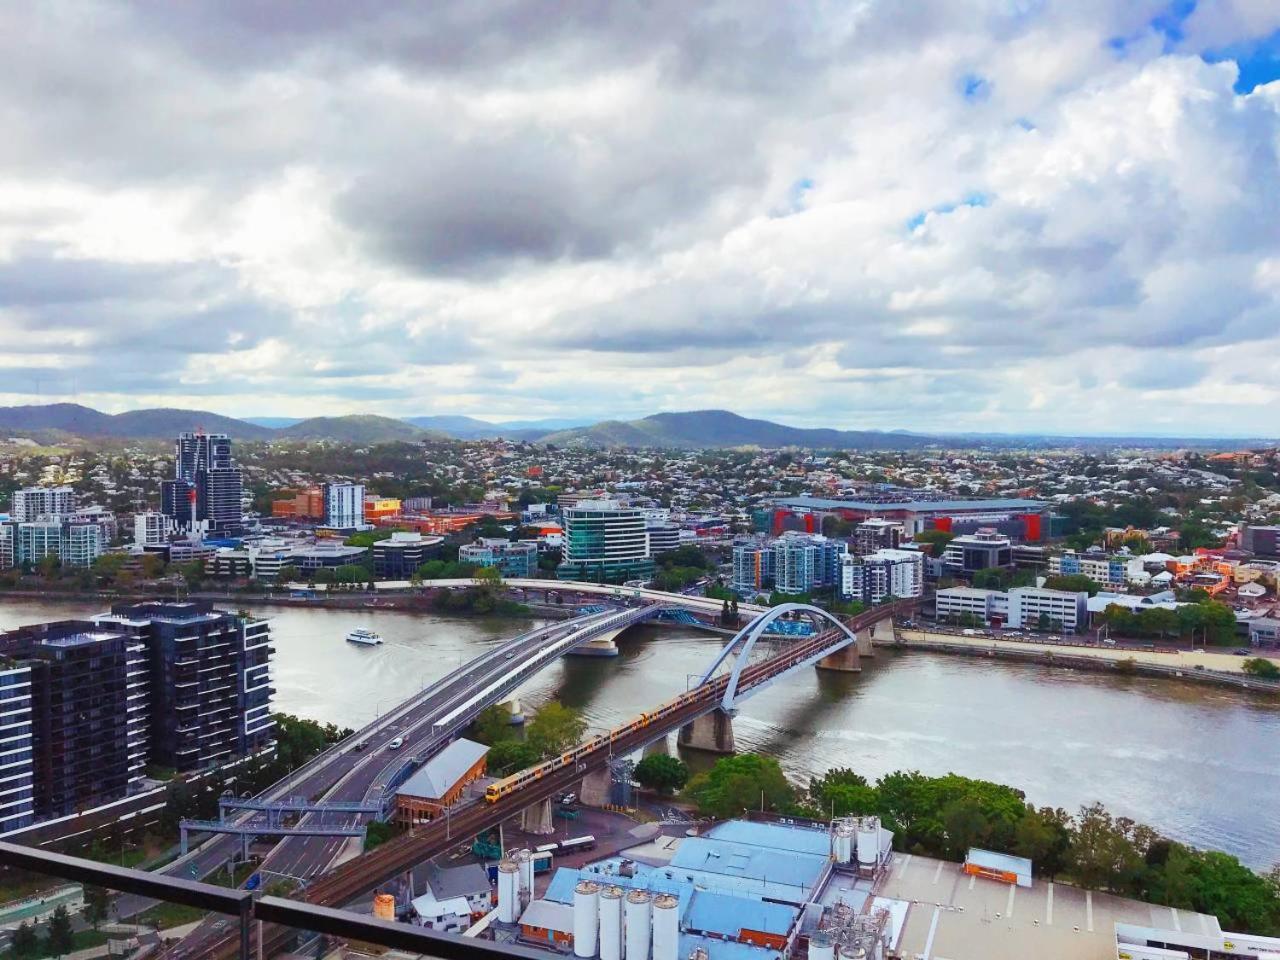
<box><xmin>388</xmin><ymin>736</ymin><xmax>404</xmax><ymax>750</ymax></box>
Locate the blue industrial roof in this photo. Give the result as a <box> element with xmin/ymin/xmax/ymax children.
<box><xmin>774</xmin><ymin>496</ymin><xmax>1044</xmax><ymax>512</ymax></box>
<box><xmin>704</xmin><ymin>820</ymin><xmax>832</xmax><ymax>858</ymax></box>
<box><xmin>679</xmin><ymin>933</ymin><xmax>782</xmax><ymax>960</ymax></box>
<box><xmin>668</xmin><ymin>838</ymin><xmax>827</xmax><ymax>895</ymax></box>
<box><xmin>685</xmin><ymin>890</ymin><xmax>797</xmax><ymax>938</ymax></box>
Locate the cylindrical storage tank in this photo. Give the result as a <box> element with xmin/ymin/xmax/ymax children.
<box><xmin>856</xmin><ymin>817</ymin><xmax>880</xmax><ymax>867</ymax></box>
<box><xmin>599</xmin><ymin>886</ymin><xmax>623</xmax><ymax>960</ymax></box>
<box><xmin>809</xmin><ymin>932</ymin><xmax>835</xmax><ymax>960</ymax></box>
<box><xmin>834</xmin><ymin>821</ymin><xmax>854</xmax><ymax>863</ymax></box>
<box><xmin>517</xmin><ymin>849</ymin><xmax>534</xmax><ymax>893</ymax></box>
<box><xmin>625</xmin><ymin>890</ymin><xmax>651</xmax><ymax>960</ymax></box>
<box><xmin>497</xmin><ymin>859</ymin><xmax>520</xmax><ymax>924</ymax></box>
<box><xmin>372</xmin><ymin>893</ymin><xmax>395</xmax><ymax>921</ymax></box>
<box><xmin>574</xmin><ymin>881</ymin><xmax>601</xmax><ymax>958</ymax></box>
<box><xmin>837</xmin><ymin>947</ymin><xmax>866</xmax><ymax>960</ymax></box>
<box><xmin>651</xmin><ymin>894</ymin><xmax>679</xmax><ymax>960</ymax></box>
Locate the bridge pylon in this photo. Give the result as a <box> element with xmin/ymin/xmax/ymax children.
<box><xmin>815</xmin><ymin>644</ymin><xmax>861</xmax><ymax>672</ymax></box>
<box><xmin>678</xmin><ymin>708</ymin><xmax>736</xmax><ymax>754</ymax></box>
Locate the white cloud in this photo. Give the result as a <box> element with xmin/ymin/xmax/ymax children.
<box><xmin>0</xmin><ymin>1</ymin><xmax>1276</xmax><ymax>435</ymax></box>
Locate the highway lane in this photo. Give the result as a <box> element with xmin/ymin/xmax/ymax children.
<box><xmin>118</xmin><ymin>613</ymin><xmax>602</xmax><ymax>922</ymax></box>
<box><xmin>160</xmin><ymin>606</ymin><xmax>650</xmax><ymax>956</ymax></box>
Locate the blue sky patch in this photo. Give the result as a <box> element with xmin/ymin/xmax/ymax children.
<box><xmin>959</xmin><ymin>72</ymin><xmax>991</xmax><ymax>101</ymax></box>
<box><xmin>907</xmin><ymin>192</ymin><xmax>990</xmax><ymax>230</ymax></box>
<box><xmin>1203</xmin><ymin>29</ymin><xmax>1280</xmax><ymax>93</ymax></box>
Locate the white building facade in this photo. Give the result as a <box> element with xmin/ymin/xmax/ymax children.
<box><xmin>323</xmin><ymin>483</ymin><xmax>367</xmax><ymax>530</ymax></box>
<box><xmin>841</xmin><ymin>549</ymin><xmax>924</xmax><ymax>603</ymax></box>
<box><xmin>11</xmin><ymin>486</ymin><xmax>75</xmax><ymax>522</ymax></box>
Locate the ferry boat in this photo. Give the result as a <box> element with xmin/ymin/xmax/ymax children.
<box><xmin>346</xmin><ymin>628</ymin><xmax>383</xmax><ymax>646</ymax></box>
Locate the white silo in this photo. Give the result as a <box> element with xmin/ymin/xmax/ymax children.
<box><xmin>625</xmin><ymin>890</ymin><xmax>652</xmax><ymax>960</ymax></box>
<box><xmin>497</xmin><ymin>859</ymin><xmax>520</xmax><ymax>923</ymax></box>
<box><xmin>574</xmin><ymin>880</ymin><xmax>601</xmax><ymax>958</ymax></box>
<box><xmin>833</xmin><ymin>819</ymin><xmax>854</xmax><ymax>863</ymax></box>
<box><xmin>517</xmin><ymin>849</ymin><xmax>534</xmax><ymax>894</ymax></box>
<box><xmin>837</xmin><ymin>946</ymin><xmax>866</xmax><ymax>960</ymax></box>
<box><xmin>856</xmin><ymin>817</ymin><xmax>880</xmax><ymax>868</ymax></box>
<box><xmin>651</xmin><ymin>894</ymin><xmax>679</xmax><ymax>960</ymax></box>
<box><xmin>599</xmin><ymin>886</ymin><xmax>624</xmax><ymax>960</ymax></box>
<box><xmin>809</xmin><ymin>932</ymin><xmax>835</xmax><ymax>960</ymax></box>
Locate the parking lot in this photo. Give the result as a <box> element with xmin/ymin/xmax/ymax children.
<box><xmin>877</xmin><ymin>853</ymin><xmax>1219</xmax><ymax>960</ymax></box>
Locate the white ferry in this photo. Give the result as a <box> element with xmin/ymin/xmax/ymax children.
<box><xmin>346</xmin><ymin>627</ymin><xmax>383</xmax><ymax>646</ymax></box>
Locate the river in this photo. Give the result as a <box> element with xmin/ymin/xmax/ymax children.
<box><xmin>2</xmin><ymin>598</ymin><xmax>1277</xmax><ymax>868</ymax></box>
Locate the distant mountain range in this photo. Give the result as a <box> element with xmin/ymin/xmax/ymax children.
<box><xmin>0</xmin><ymin>403</ymin><xmax>1269</xmax><ymax>450</ymax></box>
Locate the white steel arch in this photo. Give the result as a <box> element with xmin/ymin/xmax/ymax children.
<box><xmin>696</xmin><ymin>603</ymin><xmax>857</xmax><ymax>712</ymax></box>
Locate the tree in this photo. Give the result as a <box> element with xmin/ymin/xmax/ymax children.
<box><xmin>44</xmin><ymin>904</ymin><xmax>75</xmax><ymax>957</ymax></box>
<box><xmin>1243</xmin><ymin>657</ymin><xmax>1280</xmax><ymax>680</ymax></box>
<box><xmin>365</xmin><ymin>820</ymin><xmax>396</xmax><ymax>851</ymax></box>
<box><xmin>912</xmin><ymin>530</ymin><xmax>954</xmax><ymax>556</ymax></box>
<box><xmin>476</xmin><ymin>566</ymin><xmax>503</xmax><ymax>585</ymax></box>
<box><xmin>526</xmin><ymin>702</ymin><xmax>587</xmax><ymax>757</ymax></box>
<box><xmin>1014</xmin><ymin>807</ymin><xmax>1073</xmax><ymax>877</ymax></box>
<box><xmin>941</xmin><ymin>797</ymin><xmax>992</xmax><ymax>859</ymax></box>
<box><xmin>472</xmin><ymin>705</ymin><xmax>516</xmax><ymax>745</ymax></box>
<box><xmin>275</xmin><ymin>564</ymin><xmax>301</xmax><ymax>585</ymax></box>
<box><xmin>11</xmin><ymin>921</ymin><xmax>38</xmax><ymax>958</ymax></box>
<box><xmin>140</xmin><ymin>553</ymin><xmax>167</xmax><ymax>579</ymax></box>
<box><xmin>486</xmin><ymin>740</ymin><xmax>542</xmax><ymax>777</ymax></box>
<box><xmin>1069</xmin><ymin>803</ymin><xmax>1147</xmax><ymax>894</ymax></box>
<box><xmin>634</xmin><ymin>755</ymin><xmax>690</xmax><ymax>794</ymax></box>
<box><xmin>84</xmin><ymin>883</ymin><xmax>111</xmax><ymax>929</ymax></box>
<box><xmin>687</xmin><ymin>754</ymin><xmax>795</xmax><ymax>818</ymax></box>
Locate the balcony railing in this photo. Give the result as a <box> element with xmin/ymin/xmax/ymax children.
<box><xmin>0</xmin><ymin>840</ymin><xmax>545</xmax><ymax>960</ymax></box>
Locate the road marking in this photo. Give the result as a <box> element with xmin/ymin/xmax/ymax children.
<box><xmin>1170</xmin><ymin>907</ymin><xmax>1181</xmax><ymax>931</ymax></box>
<box><xmin>1086</xmin><ymin>890</ymin><xmax>1093</xmax><ymax>932</ymax></box>
<box><xmin>932</xmin><ymin>860</ymin><xmax>944</xmax><ymax>884</ymax></box>
<box><xmin>1046</xmin><ymin>882</ymin><xmax>1053</xmax><ymax>926</ymax></box>
<box><xmin>922</xmin><ymin>906</ymin><xmax>941</xmax><ymax>960</ymax></box>
<box><xmin>1005</xmin><ymin>882</ymin><xmax>1016</xmax><ymax>919</ymax></box>
<box><xmin>895</xmin><ymin>854</ymin><xmax>912</xmax><ymax>879</ymax></box>
<box><xmin>968</xmin><ymin>874</ymin><xmax>975</xmax><ymax>891</ymax></box>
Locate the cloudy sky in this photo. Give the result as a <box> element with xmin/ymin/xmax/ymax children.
<box><xmin>2</xmin><ymin>1</ymin><xmax>1280</xmax><ymax>436</ymax></box>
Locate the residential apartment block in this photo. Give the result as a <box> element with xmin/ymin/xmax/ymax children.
<box><xmin>840</xmin><ymin>549</ymin><xmax>924</xmax><ymax>604</ymax></box>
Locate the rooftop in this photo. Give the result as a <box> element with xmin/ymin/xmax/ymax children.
<box><xmin>774</xmin><ymin>495</ymin><xmax>1045</xmax><ymax>513</ymax></box>
<box><xmin>396</xmin><ymin>738</ymin><xmax>489</xmax><ymax>801</ymax></box>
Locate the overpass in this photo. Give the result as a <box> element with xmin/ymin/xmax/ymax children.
<box><xmin>164</xmin><ymin>595</ymin><xmax>904</xmax><ymax>959</ymax></box>
<box><xmin>251</xmin><ymin>602</ymin><xmax>907</xmax><ymax>949</ymax></box>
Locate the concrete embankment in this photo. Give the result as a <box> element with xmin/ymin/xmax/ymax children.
<box><xmin>883</xmin><ymin>629</ymin><xmax>1280</xmax><ymax>695</ymax></box>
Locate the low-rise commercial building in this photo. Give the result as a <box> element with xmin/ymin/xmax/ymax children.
<box><xmin>1050</xmin><ymin>551</ymin><xmax>1129</xmax><ymax>590</ymax></box>
<box><xmin>459</xmin><ymin>538</ymin><xmax>538</xmax><ymax>578</ymax></box>
<box><xmin>935</xmin><ymin>587</ymin><xmax>1005</xmax><ymax>623</ymax></box>
<box><xmin>372</xmin><ymin>532</ymin><xmax>444</xmax><ymax>579</ymax></box>
<box><xmin>395</xmin><ymin>738</ymin><xmax>488</xmax><ymax>827</ymax></box>
<box><xmin>1005</xmin><ymin>587</ymin><xmax>1088</xmax><ymax>632</ymax></box>
<box><xmin>942</xmin><ymin>529</ymin><xmax>1013</xmax><ymax>576</ymax></box>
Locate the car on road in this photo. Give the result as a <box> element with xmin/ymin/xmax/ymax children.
<box><xmin>388</xmin><ymin>737</ymin><xmax>404</xmax><ymax>750</ymax></box>
<box><xmin>560</xmin><ymin>792</ymin><xmax>577</xmax><ymax>805</ymax></box>
<box><xmin>354</xmin><ymin>739</ymin><xmax>369</xmax><ymax>751</ymax></box>
<box><xmin>1234</xmin><ymin>648</ymin><xmax>1251</xmax><ymax>656</ymax></box>
<box><xmin>505</xmin><ymin>652</ymin><xmax>515</xmax><ymax>659</ymax></box>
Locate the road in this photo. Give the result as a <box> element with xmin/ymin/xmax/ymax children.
<box><xmin>172</xmin><ymin>601</ymin><xmax>905</xmax><ymax>959</ymax></box>
<box><xmin>155</xmin><ymin>605</ymin><xmax>659</xmax><ymax>957</ymax></box>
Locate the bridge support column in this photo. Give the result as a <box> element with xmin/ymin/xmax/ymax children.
<box><xmin>678</xmin><ymin>709</ymin><xmax>736</xmax><ymax>754</ymax></box>
<box><xmin>521</xmin><ymin>799</ymin><xmax>555</xmax><ymax>835</ymax></box>
<box><xmin>857</xmin><ymin>624</ymin><xmax>877</xmax><ymax>657</ymax></box>
<box><xmin>500</xmin><ymin>697</ymin><xmax>526</xmax><ymax>726</ymax></box>
<box><xmin>579</xmin><ymin>766</ymin><xmax>613</xmax><ymax>808</ymax></box>
<box><xmin>816</xmin><ymin>643</ymin><xmax>861</xmax><ymax>673</ymax></box>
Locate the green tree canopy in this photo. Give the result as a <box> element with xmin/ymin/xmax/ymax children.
<box><xmin>634</xmin><ymin>755</ymin><xmax>690</xmax><ymax>794</ymax></box>
<box><xmin>687</xmin><ymin>754</ymin><xmax>795</xmax><ymax>818</ymax></box>
<box><xmin>527</xmin><ymin>702</ymin><xmax>587</xmax><ymax>757</ymax></box>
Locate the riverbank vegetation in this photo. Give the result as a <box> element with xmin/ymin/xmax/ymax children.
<box><xmin>687</xmin><ymin>755</ymin><xmax>1280</xmax><ymax>935</ymax></box>
<box><xmin>1095</xmin><ymin>597</ymin><xmax>1238</xmax><ymax>644</ymax></box>
<box><xmin>469</xmin><ymin>702</ymin><xmax>588</xmax><ymax>778</ymax></box>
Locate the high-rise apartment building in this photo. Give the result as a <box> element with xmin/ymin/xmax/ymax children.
<box><xmin>134</xmin><ymin>511</ymin><xmax>173</xmax><ymax>546</ymax></box>
<box><xmin>323</xmin><ymin>483</ymin><xmax>366</xmax><ymax>530</ymax></box>
<box><xmin>772</xmin><ymin>532</ymin><xmax>847</xmax><ymax>596</ymax></box>
<box><xmin>0</xmin><ymin>602</ymin><xmax>273</xmax><ymax>822</ymax></box>
<box><xmin>162</xmin><ymin>433</ymin><xmax>243</xmax><ymax>535</ymax></box>
<box><xmin>0</xmin><ymin>663</ymin><xmax>34</xmax><ymax>831</ymax></box>
<box><xmin>732</xmin><ymin>537</ymin><xmax>775</xmax><ymax>595</ymax></box>
<box><xmin>556</xmin><ymin>500</ymin><xmax>654</xmax><ymax>583</ymax></box>
<box><xmin>10</xmin><ymin>487</ymin><xmax>76</xmax><ymax>523</ymax></box>
<box><xmin>0</xmin><ymin>623</ymin><xmax>139</xmax><ymax>818</ymax></box>
<box><xmin>96</xmin><ymin>602</ymin><xmax>274</xmax><ymax>772</ymax></box>
<box><xmin>14</xmin><ymin>519</ymin><xmax>106</xmax><ymax>569</ymax></box>
<box><xmin>841</xmin><ymin>549</ymin><xmax>924</xmax><ymax>604</ymax></box>
<box><xmin>853</xmin><ymin>519</ymin><xmax>904</xmax><ymax>556</ymax></box>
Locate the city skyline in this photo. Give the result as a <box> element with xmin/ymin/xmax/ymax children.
<box><xmin>3</xmin><ymin>4</ymin><xmax>1280</xmax><ymax>433</ymax></box>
